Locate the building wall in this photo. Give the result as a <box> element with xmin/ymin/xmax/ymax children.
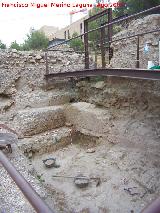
<box><xmin>39</xmin><ymin>25</ymin><xmax>59</xmax><ymax>40</ymax></box>
<box><xmin>52</xmin><ymin>15</ymin><xmax>89</xmax><ymax>40</ymax></box>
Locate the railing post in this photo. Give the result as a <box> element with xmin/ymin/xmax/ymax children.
<box><xmin>45</xmin><ymin>51</ymin><xmax>49</xmax><ymax>89</ymax></box>
<box><xmin>45</xmin><ymin>52</ymin><xmax>49</xmax><ymax>75</ymax></box>
<box><xmin>158</xmin><ymin>39</ymin><xmax>160</xmax><ymax>66</ymax></box>
<box><xmin>100</xmin><ymin>24</ymin><xmax>106</xmax><ymax>68</ymax></box>
<box><xmin>84</xmin><ymin>20</ymin><xmax>89</xmax><ymax>69</ymax></box>
<box><xmin>108</xmin><ymin>8</ymin><xmax>113</xmax><ymax>64</ymax></box>
<box><xmin>136</xmin><ymin>36</ymin><xmax>140</xmax><ymax>68</ymax></box>
<box><xmin>95</xmin><ymin>47</ymin><xmax>98</xmax><ymax>69</ymax></box>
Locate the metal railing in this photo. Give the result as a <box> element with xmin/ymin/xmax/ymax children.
<box><xmin>1</xmin><ymin>142</ymin><xmax>160</xmax><ymax>213</ymax></box>
<box><xmin>45</xmin><ymin>5</ymin><xmax>160</xmax><ymax>75</ymax></box>
<box><xmin>0</xmin><ymin>150</ymin><xmax>55</xmax><ymax>213</ymax></box>
<box><xmin>47</xmin><ymin>5</ymin><xmax>160</xmax><ymax>50</ymax></box>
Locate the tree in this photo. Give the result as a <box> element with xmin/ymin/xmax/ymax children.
<box><xmin>113</xmin><ymin>0</ymin><xmax>128</xmax><ymax>18</ymax></box>
<box><xmin>69</xmin><ymin>32</ymin><xmax>84</xmax><ymax>52</ymax></box>
<box><xmin>88</xmin><ymin>7</ymin><xmax>105</xmax><ymax>46</ymax></box>
<box><xmin>127</xmin><ymin>0</ymin><xmax>160</xmax><ymax>14</ymax></box>
<box><xmin>10</xmin><ymin>41</ymin><xmax>21</xmax><ymax>50</ymax></box>
<box><xmin>0</xmin><ymin>40</ymin><xmax>6</xmax><ymax>49</ymax></box>
<box><xmin>113</xmin><ymin>0</ymin><xmax>160</xmax><ymax>17</ymax></box>
<box><xmin>22</xmin><ymin>31</ymin><xmax>49</xmax><ymax>50</ymax></box>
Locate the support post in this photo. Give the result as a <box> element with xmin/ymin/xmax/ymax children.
<box><xmin>45</xmin><ymin>51</ymin><xmax>49</xmax><ymax>88</ymax></box>
<box><xmin>159</xmin><ymin>39</ymin><xmax>160</xmax><ymax>66</ymax></box>
<box><xmin>136</xmin><ymin>36</ymin><xmax>140</xmax><ymax>68</ymax></box>
<box><xmin>45</xmin><ymin>52</ymin><xmax>49</xmax><ymax>75</ymax></box>
<box><xmin>84</xmin><ymin>20</ymin><xmax>89</xmax><ymax>69</ymax></box>
<box><xmin>95</xmin><ymin>47</ymin><xmax>97</xmax><ymax>69</ymax></box>
<box><xmin>108</xmin><ymin>8</ymin><xmax>113</xmax><ymax>64</ymax></box>
<box><xmin>100</xmin><ymin>24</ymin><xmax>106</xmax><ymax>68</ymax></box>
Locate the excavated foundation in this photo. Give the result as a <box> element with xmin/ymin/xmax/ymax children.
<box><xmin>17</xmin><ymin>101</ymin><xmax>160</xmax><ymax>213</ymax></box>
<box><xmin>1</xmin><ymin>54</ymin><xmax>160</xmax><ymax>213</ymax></box>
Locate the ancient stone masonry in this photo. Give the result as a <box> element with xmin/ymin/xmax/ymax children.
<box><xmin>110</xmin><ymin>14</ymin><xmax>160</xmax><ymax>69</ymax></box>
<box><xmin>0</xmin><ymin>48</ymin><xmax>90</xmax><ymax>121</ymax></box>
<box><xmin>0</xmin><ymin>48</ymin><xmax>86</xmax><ymax>96</ymax></box>
<box><xmin>0</xmin><ymin>48</ymin><xmax>86</xmax><ymax>212</ymax></box>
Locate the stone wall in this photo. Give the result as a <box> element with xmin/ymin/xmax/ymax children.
<box><xmin>0</xmin><ymin>48</ymin><xmax>92</xmax><ymax>124</ymax></box>
<box><xmin>110</xmin><ymin>14</ymin><xmax>160</xmax><ymax>69</ymax></box>
<box><xmin>0</xmin><ymin>48</ymin><xmax>87</xmax><ymax>96</ymax></box>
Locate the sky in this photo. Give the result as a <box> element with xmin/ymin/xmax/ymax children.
<box><xmin>0</xmin><ymin>0</ymin><xmax>114</xmax><ymax>46</ymax></box>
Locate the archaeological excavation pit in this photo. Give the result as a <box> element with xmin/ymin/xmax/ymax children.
<box><xmin>1</xmin><ymin>72</ymin><xmax>159</xmax><ymax>213</ymax></box>
<box><xmin>0</xmin><ymin>6</ymin><xmax>160</xmax><ymax>213</ymax></box>
<box><xmin>1</xmin><ymin>43</ymin><xmax>160</xmax><ymax>212</ymax></box>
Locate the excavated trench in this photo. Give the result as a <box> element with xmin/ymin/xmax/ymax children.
<box><xmin>18</xmin><ymin>117</ymin><xmax>160</xmax><ymax>213</ymax></box>
<box><xmin>1</xmin><ymin>76</ymin><xmax>160</xmax><ymax>213</ymax></box>
<box><xmin>0</xmin><ymin>36</ymin><xmax>160</xmax><ymax>212</ymax></box>
<box><xmin>13</xmin><ymin>77</ymin><xmax>160</xmax><ymax>213</ymax></box>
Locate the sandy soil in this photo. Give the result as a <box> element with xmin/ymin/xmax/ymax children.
<box><xmin>32</xmin><ymin>123</ymin><xmax>160</xmax><ymax>213</ymax></box>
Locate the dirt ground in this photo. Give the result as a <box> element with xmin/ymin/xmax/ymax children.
<box><xmin>32</xmin><ymin>117</ymin><xmax>160</xmax><ymax>213</ymax></box>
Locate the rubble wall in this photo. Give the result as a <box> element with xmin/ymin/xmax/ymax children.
<box><xmin>110</xmin><ymin>14</ymin><xmax>160</xmax><ymax>69</ymax></box>
<box><xmin>0</xmin><ymin>49</ymin><xmax>86</xmax><ymax>96</ymax></box>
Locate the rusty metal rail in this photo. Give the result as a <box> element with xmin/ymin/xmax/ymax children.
<box><xmin>45</xmin><ymin>5</ymin><xmax>160</xmax><ymax>78</ymax></box>
<box><xmin>142</xmin><ymin>197</ymin><xmax>160</xmax><ymax>213</ymax></box>
<box><xmin>0</xmin><ymin>150</ymin><xmax>55</xmax><ymax>213</ymax></box>
<box><xmin>47</xmin><ymin>5</ymin><xmax>160</xmax><ymax>51</ymax></box>
<box><xmin>45</xmin><ymin>68</ymin><xmax>160</xmax><ymax>80</ymax></box>
<box><xmin>97</xmin><ymin>28</ymin><xmax>160</xmax><ymax>47</ymax></box>
<box><xmin>0</xmin><ymin>144</ymin><xmax>160</xmax><ymax>213</ymax></box>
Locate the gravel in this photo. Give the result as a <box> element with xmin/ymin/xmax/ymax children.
<box><xmin>0</xmin><ymin>145</ymin><xmax>47</xmax><ymax>213</ymax></box>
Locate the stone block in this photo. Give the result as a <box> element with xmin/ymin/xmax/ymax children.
<box><xmin>14</xmin><ymin>106</ymin><xmax>65</xmax><ymax>136</ymax></box>
<box><xmin>64</xmin><ymin>102</ymin><xmax>113</xmax><ymax>137</ymax></box>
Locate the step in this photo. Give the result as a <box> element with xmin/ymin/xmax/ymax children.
<box><xmin>14</xmin><ymin>106</ymin><xmax>65</xmax><ymax>137</ymax></box>
<box><xmin>18</xmin><ymin>127</ymin><xmax>72</xmax><ymax>156</ymax></box>
<box><xmin>15</xmin><ymin>90</ymin><xmax>74</xmax><ymax>110</ymax></box>
<box><xmin>64</xmin><ymin>102</ymin><xmax>113</xmax><ymax>137</ymax></box>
